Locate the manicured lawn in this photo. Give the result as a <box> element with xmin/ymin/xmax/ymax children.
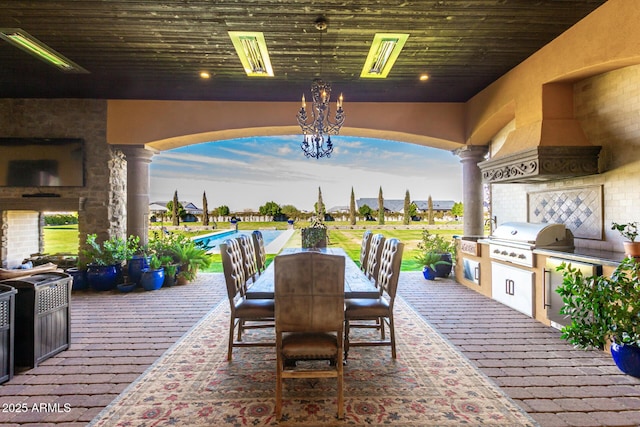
<box><xmin>44</xmin><ymin>222</ymin><xmax>463</xmax><ymax>272</ymax></box>
<box><xmin>43</xmin><ymin>225</ymin><xmax>80</xmax><ymax>254</ymax></box>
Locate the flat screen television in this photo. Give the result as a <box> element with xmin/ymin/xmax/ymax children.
<box><xmin>0</xmin><ymin>138</ymin><xmax>85</xmax><ymax>187</ymax></box>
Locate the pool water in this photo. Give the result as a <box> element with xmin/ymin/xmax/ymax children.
<box><xmin>193</xmin><ymin>229</ymin><xmax>284</xmax><ymax>251</ymax></box>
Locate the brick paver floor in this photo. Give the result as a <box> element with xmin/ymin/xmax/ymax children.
<box><xmin>2</xmin><ymin>272</ymin><xmax>640</xmax><ymax>426</ymax></box>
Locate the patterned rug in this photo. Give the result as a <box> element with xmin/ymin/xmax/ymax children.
<box><xmin>89</xmin><ymin>297</ymin><xmax>538</xmax><ymax>426</ymax></box>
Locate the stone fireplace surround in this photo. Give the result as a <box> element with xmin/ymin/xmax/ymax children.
<box><xmin>0</xmin><ymin>99</ymin><xmax>127</xmax><ymax>268</ymax></box>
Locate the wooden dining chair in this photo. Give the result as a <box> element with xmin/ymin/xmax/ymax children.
<box><xmin>359</xmin><ymin>230</ymin><xmax>372</xmax><ymax>273</ymax></box>
<box><xmin>274</xmin><ymin>252</ymin><xmax>345</xmax><ymax>420</ymax></box>
<box><xmin>220</xmin><ymin>239</ymin><xmax>274</xmax><ymax>361</ymax></box>
<box><xmin>364</xmin><ymin>233</ymin><xmax>385</xmax><ymax>284</ymax></box>
<box><xmin>252</xmin><ymin>230</ymin><xmax>267</xmax><ymax>273</ymax></box>
<box><xmin>236</xmin><ymin>234</ymin><xmax>259</xmax><ymax>284</ymax></box>
<box><xmin>344</xmin><ymin>238</ymin><xmax>404</xmax><ymax>360</ymax></box>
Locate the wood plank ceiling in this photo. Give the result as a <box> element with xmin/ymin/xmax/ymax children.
<box><xmin>0</xmin><ymin>0</ymin><xmax>606</xmax><ymax>103</ymax></box>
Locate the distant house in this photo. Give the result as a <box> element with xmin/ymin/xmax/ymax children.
<box><xmin>413</xmin><ymin>200</ymin><xmax>456</xmax><ymax>213</ymax></box>
<box><xmin>150</xmin><ymin>201</ymin><xmax>203</xmax><ymax>222</ymax></box>
<box><xmin>356</xmin><ymin>198</ymin><xmax>455</xmax><ymax>214</ymax></box>
<box><xmin>327</xmin><ymin>205</ymin><xmax>350</xmax><ymax>213</ymax></box>
<box><xmin>356</xmin><ymin>198</ymin><xmax>404</xmax><ymax>213</ymax></box>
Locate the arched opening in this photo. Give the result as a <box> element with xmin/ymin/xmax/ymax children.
<box><xmin>149</xmin><ymin>134</ymin><xmax>463</xmax><ymax>214</ymax></box>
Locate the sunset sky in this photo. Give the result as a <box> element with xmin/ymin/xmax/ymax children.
<box><xmin>149</xmin><ymin>135</ymin><xmax>463</xmax><ymax>212</ymax></box>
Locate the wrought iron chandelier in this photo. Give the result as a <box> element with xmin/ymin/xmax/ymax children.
<box><xmin>296</xmin><ymin>17</ymin><xmax>345</xmax><ymax>159</ymax></box>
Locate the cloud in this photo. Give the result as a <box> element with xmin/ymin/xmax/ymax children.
<box><xmin>150</xmin><ymin>135</ymin><xmax>462</xmax><ymax>211</ymax></box>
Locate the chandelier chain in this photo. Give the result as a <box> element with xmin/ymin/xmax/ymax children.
<box><xmin>296</xmin><ymin>16</ymin><xmax>345</xmax><ymax>160</ymax></box>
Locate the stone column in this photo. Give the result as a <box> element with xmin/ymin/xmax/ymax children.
<box><xmin>117</xmin><ymin>145</ymin><xmax>155</xmax><ymax>245</ymax></box>
<box><xmin>454</xmin><ymin>145</ymin><xmax>488</xmax><ymax>237</ymax></box>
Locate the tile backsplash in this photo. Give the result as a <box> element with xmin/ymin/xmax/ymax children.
<box><xmin>528</xmin><ymin>186</ymin><xmax>603</xmax><ymax>240</ymax></box>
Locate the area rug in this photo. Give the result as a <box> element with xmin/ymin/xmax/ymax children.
<box><xmin>89</xmin><ymin>297</ymin><xmax>538</xmax><ymax>426</ymax></box>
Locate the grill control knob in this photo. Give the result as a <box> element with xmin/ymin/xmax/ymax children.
<box><xmin>518</xmin><ymin>254</ymin><xmax>526</xmax><ymax>259</ymax></box>
<box><xmin>509</xmin><ymin>252</ymin><xmax>517</xmax><ymax>257</ymax></box>
<box><xmin>501</xmin><ymin>251</ymin><xmax>508</xmax><ymax>255</ymax></box>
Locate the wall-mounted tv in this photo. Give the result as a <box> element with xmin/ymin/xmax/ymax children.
<box><xmin>0</xmin><ymin>138</ymin><xmax>85</xmax><ymax>187</ymax></box>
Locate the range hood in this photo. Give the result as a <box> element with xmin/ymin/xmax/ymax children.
<box><xmin>478</xmin><ymin>119</ymin><xmax>601</xmax><ymax>184</ymax></box>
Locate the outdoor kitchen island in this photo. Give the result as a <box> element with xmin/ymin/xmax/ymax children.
<box><xmin>454</xmin><ymin>225</ymin><xmax>627</xmax><ymax>329</ymax></box>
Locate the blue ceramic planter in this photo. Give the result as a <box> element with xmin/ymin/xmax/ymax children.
<box><xmin>117</xmin><ymin>282</ymin><xmax>137</xmax><ymax>293</ymax></box>
<box><xmin>128</xmin><ymin>255</ymin><xmax>150</xmax><ymax>285</ymax></box>
<box><xmin>87</xmin><ymin>264</ymin><xmax>118</xmax><ymax>291</ymax></box>
<box><xmin>140</xmin><ymin>268</ymin><xmax>165</xmax><ymax>291</ymax></box>
<box><xmin>611</xmin><ymin>342</ymin><xmax>640</xmax><ymax>377</ymax></box>
<box><xmin>66</xmin><ymin>267</ymin><xmax>89</xmax><ymax>290</ymax></box>
<box><xmin>422</xmin><ymin>266</ymin><xmax>436</xmax><ymax>280</ymax></box>
<box><xmin>434</xmin><ymin>253</ymin><xmax>453</xmax><ymax>278</ymax></box>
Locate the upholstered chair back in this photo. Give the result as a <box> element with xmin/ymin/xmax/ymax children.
<box><xmin>377</xmin><ymin>238</ymin><xmax>404</xmax><ymax>300</ymax></box>
<box><xmin>220</xmin><ymin>238</ymin><xmax>247</xmax><ymax>299</ymax></box>
<box><xmin>252</xmin><ymin>230</ymin><xmax>267</xmax><ymax>272</ymax></box>
<box><xmin>274</xmin><ymin>252</ymin><xmax>345</xmax><ymax>333</ymax></box>
<box><xmin>236</xmin><ymin>234</ymin><xmax>258</xmax><ymax>283</ymax></box>
<box><xmin>365</xmin><ymin>233</ymin><xmax>386</xmax><ymax>283</ymax></box>
<box><xmin>359</xmin><ymin>230</ymin><xmax>372</xmax><ymax>272</ymax></box>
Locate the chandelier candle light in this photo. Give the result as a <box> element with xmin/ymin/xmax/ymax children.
<box><xmin>297</xmin><ymin>79</ymin><xmax>344</xmax><ymax>159</ymax></box>
<box><xmin>296</xmin><ymin>17</ymin><xmax>345</xmax><ymax>159</ymax></box>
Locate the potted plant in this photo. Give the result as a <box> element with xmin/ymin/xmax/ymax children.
<box><xmin>83</xmin><ymin>234</ymin><xmax>132</xmax><ymax>291</ymax></box>
<box><xmin>301</xmin><ymin>216</ymin><xmax>328</xmax><ymax>249</ymax></box>
<box><xmin>611</xmin><ymin>221</ymin><xmax>640</xmax><ymax>258</ymax></box>
<box><xmin>556</xmin><ymin>257</ymin><xmax>640</xmax><ymax>377</ymax></box>
<box><xmin>126</xmin><ymin>235</ymin><xmax>149</xmax><ymax>286</ymax></box>
<box><xmin>170</xmin><ymin>239</ymin><xmax>211</xmax><ymax>285</ymax></box>
<box><xmin>66</xmin><ymin>257</ymin><xmax>89</xmax><ymax>291</ymax></box>
<box><xmin>140</xmin><ymin>254</ymin><xmax>165</xmax><ymax>291</ymax></box>
<box><xmin>415</xmin><ymin>251</ymin><xmax>451</xmax><ymax>280</ymax></box>
<box><xmin>160</xmin><ymin>256</ymin><xmax>179</xmax><ymax>287</ymax></box>
<box><xmin>416</xmin><ymin>230</ymin><xmax>455</xmax><ymax>278</ymax></box>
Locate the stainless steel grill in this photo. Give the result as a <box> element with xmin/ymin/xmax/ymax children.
<box><xmin>487</xmin><ymin>222</ymin><xmax>574</xmax><ymax>267</ymax></box>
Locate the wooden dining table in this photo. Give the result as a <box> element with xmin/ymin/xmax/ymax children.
<box><xmin>245</xmin><ymin>247</ymin><xmax>380</xmax><ymax>299</ymax></box>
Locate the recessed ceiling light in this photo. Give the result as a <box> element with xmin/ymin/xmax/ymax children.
<box><xmin>420</xmin><ymin>74</ymin><xmax>429</xmax><ymax>81</ymax></box>
<box><xmin>360</xmin><ymin>33</ymin><xmax>409</xmax><ymax>79</ymax></box>
<box><xmin>0</xmin><ymin>28</ymin><xmax>88</xmax><ymax>73</ymax></box>
<box><xmin>228</xmin><ymin>31</ymin><xmax>274</xmax><ymax>77</ymax></box>
<box><xmin>200</xmin><ymin>71</ymin><xmax>211</xmax><ymax>79</ymax></box>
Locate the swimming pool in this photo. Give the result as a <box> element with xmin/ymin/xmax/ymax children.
<box><xmin>193</xmin><ymin>229</ymin><xmax>285</xmax><ymax>252</ymax></box>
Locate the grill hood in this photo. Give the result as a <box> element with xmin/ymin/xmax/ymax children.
<box><xmin>490</xmin><ymin>222</ymin><xmax>574</xmax><ymax>248</ymax></box>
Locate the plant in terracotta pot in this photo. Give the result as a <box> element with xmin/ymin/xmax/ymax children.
<box><xmin>170</xmin><ymin>239</ymin><xmax>211</xmax><ymax>285</ymax></box>
<box><xmin>556</xmin><ymin>257</ymin><xmax>640</xmax><ymax>377</ymax></box>
<box><xmin>611</xmin><ymin>221</ymin><xmax>640</xmax><ymax>258</ymax></box>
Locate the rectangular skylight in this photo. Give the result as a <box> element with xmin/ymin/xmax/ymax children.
<box><xmin>228</xmin><ymin>31</ymin><xmax>274</xmax><ymax>77</ymax></box>
<box><xmin>0</xmin><ymin>28</ymin><xmax>88</xmax><ymax>73</ymax></box>
<box><xmin>360</xmin><ymin>33</ymin><xmax>409</xmax><ymax>79</ymax></box>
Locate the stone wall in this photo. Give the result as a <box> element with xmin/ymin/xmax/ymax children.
<box><xmin>0</xmin><ymin>99</ymin><xmax>127</xmax><ymax>265</ymax></box>
<box><xmin>490</xmin><ymin>64</ymin><xmax>640</xmax><ymax>253</ymax></box>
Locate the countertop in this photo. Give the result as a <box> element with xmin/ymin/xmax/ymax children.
<box><xmin>469</xmin><ymin>237</ymin><xmax>625</xmax><ymax>266</ymax></box>
<box><xmin>533</xmin><ymin>247</ymin><xmax>626</xmax><ymax>267</ymax></box>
